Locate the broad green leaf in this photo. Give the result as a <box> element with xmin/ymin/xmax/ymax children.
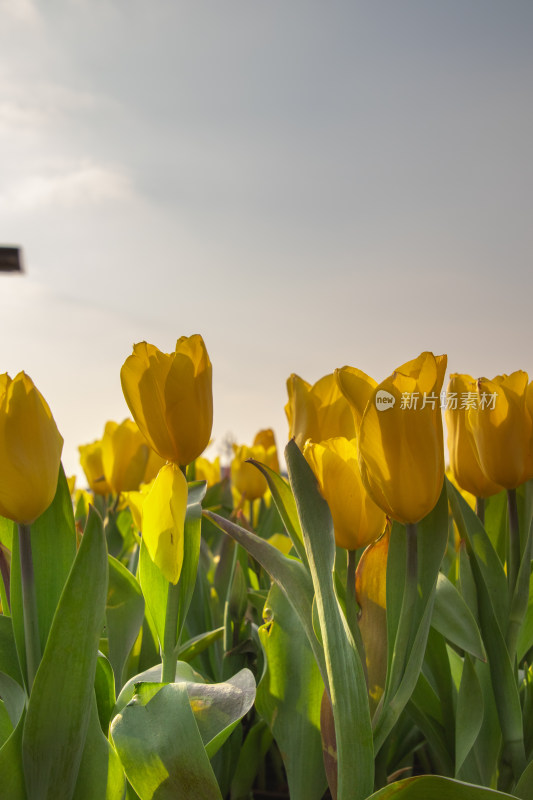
<box><xmin>22</xmin><ymin>505</ymin><xmax>108</xmax><ymax>800</ymax></box>
<box><xmin>111</xmin><ymin>682</ymin><xmax>223</xmax><ymax>800</ymax></box>
<box><xmin>0</xmin><ymin>700</ymin><xmax>13</xmax><ymax>748</ymax></box>
<box><xmin>432</xmin><ymin>573</ymin><xmax>486</xmax><ymax>661</ymax></box>
<box><xmin>230</xmin><ymin>719</ymin><xmax>272</xmax><ymax>800</ymax></box>
<box><xmin>204</xmin><ymin>511</ymin><xmax>325</xmax><ymax>682</ymax></box>
<box><xmin>285</xmin><ymin>439</ymin><xmax>373</xmax><ymax>800</ymax></box>
<box><xmin>113</xmin><ymin>660</ymin><xmax>201</xmax><ymax>717</ymax></box>
<box><xmin>0</xmin><ymin>709</ymin><xmax>26</xmax><ymax>799</ymax></box>
<box><xmin>517</xmin><ymin>578</ymin><xmax>533</xmax><ymax>663</ymax></box>
<box><xmin>10</xmin><ymin>466</ymin><xmax>77</xmax><ymax>688</ymax></box>
<box><xmin>455</xmin><ymin>655</ymin><xmax>483</xmax><ymax>775</ymax></box>
<box><xmin>248</xmin><ymin>460</ymin><xmax>307</xmax><ymax>566</ymax></box>
<box><xmin>0</xmin><ymin>672</ymin><xmax>26</xmax><ymax>728</ymax></box>
<box><xmin>106</xmin><ymin>555</ymin><xmax>145</xmax><ymax>690</ymax></box>
<box><xmin>73</xmin><ymin>693</ymin><xmax>126</xmax><ymax>800</ymax></box>
<box><xmin>374</xmin><ymin>486</ymin><xmax>449</xmax><ymax>751</ymax></box>
<box><xmin>95</xmin><ymin>653</ymin><xmax>116</xmax><ymax>735</ymax></box>
<box><xmin>368</xmin><ymin>774</ymin><xmax>517</xmax><ymax>799</ymax></box>
<box><xmin>138</xmin><ymin>538</ymin><xmax>168</xmax><ymax>648</ymax></box>
<box><xmin>256</xmin><ymin>583</ymin><xmax>327</xmax><ymax>800</ymax></box>
<box><xmin>177</xmin><ymin>627</ymin><xmax>224</xmax><ymax>662</ymax></box>
<box><xmin>515</xmin><ymin>758</ymin><xmax>533</xmax><ymax>800</ymax></box>
<box><xmin>448</xmin><ymin>480</ymin><xmax>526</xmax><ymax>778</ymax></box>
<box><xmin>508</xmin><ymin>512</ymin><xmax>533</xmax><ymax>661</ymax></box>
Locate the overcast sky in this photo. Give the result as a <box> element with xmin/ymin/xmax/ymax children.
<box><xmin>1</xmin><ymin>0</ymin><xmax>532</xmax><ymax>480</ymax></box>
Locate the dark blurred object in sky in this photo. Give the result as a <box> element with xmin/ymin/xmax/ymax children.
<box><xmin>0</xmin><ymin>247</ymin><xmax>23</xmax><ymax>273</ymax></box>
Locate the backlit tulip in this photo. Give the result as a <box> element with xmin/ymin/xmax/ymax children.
<box><xmin>79</xmin><ymin>440</ymin><xmax>112</xmax><ymax>495</ymax></box>
<box><xmin>253</xmin><ymin>428</ymin><xmax>280</xmax><ymax>473</ymax></box>
<box><xmin>142</xmin><ymin>464</ymin><xmax>188</xmax><ymax>584</ymax></box>
<box><xmin>303</xmin><ymin>437</ymin><xmax>386</xmax><ymax>550</ymax></box>
<box><xmin>120</xmin><ymin>335</ymin><xmax>213</xmax><ymax>467</ymax></box>
<box><xmin>0</xmin><ymin>372</ymin><xmax>63</xmax><ymax>524</ymax></box>
<box><xmin>467</xmin><ymin>371</ymin><xmax>533</xmax><ymax>490</ymax></box>
<box><xmin>358</xmin><ymin>352</ymin><xmax>447</xmax><ymax>524</ymax></box>
<box><xmin>335</xmin><ymin>366</ymin><xmax>377</xmax><ymax>433</ymax></box>
<box><xmin>231</xmin><ymin>444</ymin><xmax>272</xmax><ymax>501</ymax></box>
<box><xmin>195</xmin><ymin>455</ymin><xmax>221</xmax><ymax>487</ymax></box>
<box><xmin>101</xmin><ymin>419</ymin><xmax>149</xmax><ymax>494</ymax></box>
<box><xmin>446</xmin><ymin>374</ymin><xmax>504</xmax><ymax>498</ymax></box>
<box><xmin>285</xmin><ymin>373</ymin><xmax>355</xmax><ymax>449</ymax></box>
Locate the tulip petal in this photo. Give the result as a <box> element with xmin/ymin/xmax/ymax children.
<box><xmin>142</xmin><ymin>464</ymin><xmax>187</xmax><ymax>585</ymax></box>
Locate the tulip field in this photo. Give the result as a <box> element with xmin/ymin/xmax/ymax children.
<box><xmin>1</xmin><ymin>338</ymin><xmax>533</xmax><ymax>800</ymax></box>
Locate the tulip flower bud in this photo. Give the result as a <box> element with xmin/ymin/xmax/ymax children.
<box><xmin>0</xmin><ymin>372</ymin><xmax>63</xmax><ymax>524</ymax></box>
<box><xmin>358</xmin><ymin>352</ymin><xmax>447</xmax><ymax>524</ymax></box>
<box><xmin>467</xmin><ymin>371</ymin><xmax>533</xmax><ymax>490</ymax></box>
<box><xmin>285</xmin><ymin>373</ymin><xmax>355</xmax><ymax>449</ymax></box>
<box><xmin>231</xmin><ymin>444</ymin><xmax>272</xmax><ymax>501</ymax></box>
<box><xmin>101</xmin><ymin>419</ymin><xmax>150</xmax><ymax>494</ymax></box>
<box><xmin>304</xmin><ymin>437</ymin><xmax>386</xmax><ymax>551</ymax></box>
<box><xmin>120</xmin><ymin>335</ymin><xmax>213</xmax><ymax>467</ymax></box>
<box><xmin>195</xmin><ymin>455</ymin><xmax>221</xmax><ymax>487</ymax></box>
<box><xmin>79</xmin><ymin>440</ymin><xmax>112</xmax><ymax>496</ymax></box>
<box><xmin>446</xmin><ymin>374</ymin><xmax>504</xmax><ymax>498</ymax></box>
<box><xmin>335</xmin><ymin>366</ymin><xmax>377</xmax><ymax>433</ymax></box>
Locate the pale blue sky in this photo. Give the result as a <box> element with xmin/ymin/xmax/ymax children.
<box><xmin>1</xmin><ymin>1</ymin><xmax>532</xmax><ymax>479</ymax></box>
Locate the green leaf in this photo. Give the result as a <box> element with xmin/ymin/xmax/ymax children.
<box><xmin>113</xmin><ymin>661</ymin><xmax>202</xmax><ymax>717</ymax></box>
<box><xmin>455</xmin><ymin>655</ymin><xmax>483</xmax><ymax>775</ymax></box>
<box><xmin>204</xmin><ymin>511</ymin><xmax>325</xmax><ymax>682</ymax></box>
<box><xmin>0</xmin><ymin>672</ymin><xmax>26</xmax><ymax>729</ymax></box>
<box><xmin>22</xmin><ymin>505</ymin><xmax>109</xmax><ymax>800</ymax></box>
<box><xmin>106</xmin><ymin>555</ymin><xmax>145</xmax><ymax>691</ymax></box>
<box><xmin>247</xmin><ymin>460</ymin><xmax>307</xmax><ymax>565</ymax></box>
<box><xmin>10</xmin><ymin>466</ymin><xmax>77</xmax><ymax>688</ymax></box>
<box><xmin>368</xmin><ymin>774</ymin><xmax>518</xmax><ymax>799</ymax></box>
<box><xmin>515</xmin><ymin>758</ymin><xmax>533</xmax><ymax>800</ymax></box>
<box><xmin>0</xmin><ymin>709</ymin><xmax>27</xmax><ymax>799</ymax></box>
<box><xmin>432</xmin><ymin>573</ymin><xmax>486</xmax><ymax>661</ymax></box>
<box><xmin>230</xmin><ymin>719</ymin><xmax>272</xmax><ymax>800</ymax></box>
<box><xmin>111</xmin><ymin>682</ymin><xmax>223</xmax><ymax>800</ymax></box>
<box><xmin>138</xmin><ymin>538</ymin><xmax>168</xmax><ymax>649</ymax></box>
<box><xmin>256</xmin><ymin>583</ymin><xmax>327</xmax><ymax>800</ymax></box>
<box><xmin>177</xmin><ymin>627</ymin><xmax>224</xmax><ymax>662</ymax></box>
<box><xmin>285</xmin><ymin>439</ymin><xmax>373</xmax><ymax>800</ymax></box>
<box><xmin>448</xmin><ymin>479</ymin><xmax>526</xmax><ymax>778</ymax></box>
<box><xmin>95</xmin><ymin>653</ymin><xmax>116</xmax><ymax>735</ymax></box>
<box><xmin>73</xmin><ymin>693</ymin><xmax>126</xmax><ymax>800</ymax></box>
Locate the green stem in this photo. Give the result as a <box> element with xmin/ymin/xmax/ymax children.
<box><xmin>507</xmin><ymin>489</ymin><xmax>520</xmax><ymax>597</ymax></box>
<box><xmin>388</xmin><ymin>523</ymin><xmax>418</xmax><ymax>698</ymax></box>
<box><xmin>345</xmin><ymin>549</ymin><xmax>368</xmax><ymax>690</ymax></box>
<box><xmin>475</xmin><ymin>497</ymin><xmax>485</xmax><ymax>526</ymax></box>
<box><xmin>161</xmin><ymin>580</ymin><xmax>181</xmax><ymax>683</ymax></box>
<box><xmin>18</xmin><ymin>523</ymin><xmax>41</xmax><ymax>690</ymax></box>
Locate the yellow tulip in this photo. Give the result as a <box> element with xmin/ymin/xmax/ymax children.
<box><xmin>79</xmin><ymin>440</ymin><xmax>112</xmax><ymax>495</ymax></box>
<box><xmin>285</xmin><ymin>372</ymin><xmax>356</xmax><ymax>449</ymax></box>
<box><xmin>253</xmin><ymin>428</ymin><xmax>280</xmax><ymax>473</ymax></box>
<box><xmin>195</xmin><ymin>455</ymin><xmax>221</xmax><ymax>487</ymax></box>
<box><xmin>358</xmin><ymin>352</ymin><xmax>447</xmax><ymax>524</ymax></box>
<box><xmin>303</xmin><ymin>437</ymin><xmax>386</xmax><ymax>550</ymax></box>
<box><xmin>142</xmin><ymin>464</ymin><xmax>188</xmax><ymax>584</ymax></box>
<box><xmin>120</xmin><ymin>335</ymin><xmax>213</xmax><ymax>467</ymax></box>
<box><xmin>0</xmin><ymin>372</ymin><xmax>63</xmax><ymax>524</ymax></box>
<box><xmin>231</xmin><ymin>443</ymin><xmax>273</xmax><ymax>501</ymax></box>
<box><xmin>335</xmin><ymin>366</ymin><xmax>377</xmax><ymax>432</ymax></box>
<box><xmin>446</xmin><ymin>374</ymin><xmax>504</xmax><ymax>498</ymax></box>
<box><xmin>143</xmin><ymin>446</ymin><xmax>166</xmax><ymax>484</ymax></box>
<box><xmin>101</xmin><ymin>419</ymin><xmax>149</xmax><ymax>494</ymax></box>
<box><xmin>467</xmin><ymin>371</ymin><xmax>533</xmax><ymax>490</ymax></box>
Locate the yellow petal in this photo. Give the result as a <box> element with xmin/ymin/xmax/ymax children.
<box><xmin>335</xmin><ymin>366</ymin><xmax>377</xmax><ymax>433</ymax></box>
<box><xmin>142</xmin><ymin>464</ymin><xmax>188</xmax><ymax>584</ymax></box>
<box><xmin>0</xmin><ymin>372</ymin><xmax>63</xmax><ymax>523</ymax></box>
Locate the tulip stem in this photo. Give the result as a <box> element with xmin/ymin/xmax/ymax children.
<box><xmin>389</xmin><ymin>523</ymin><xmax>418</xmax><ymax>697</ymax></box>
<box><xmin>346</xmin><ymin>549</ymin><xmax>368</xmax><ymax>690</ymax></box>
<box><xmin>507</xmin><ymin>489</ymin><xmax>520</xmax><ymax>598</ymax></box>
<box><xmin>162</xmin><ymin>580</ymin><xmax>181</xmax><ymax>683</ymax></box>
<box><xmin>475</xmin><ymin>497</ymin><xmax>485</xmax><ymax>526</ymax></box>
<box><xmin>18</xmin><ymin>523</ymin><xmax>41</xmax><ymax>691</ymax></box>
